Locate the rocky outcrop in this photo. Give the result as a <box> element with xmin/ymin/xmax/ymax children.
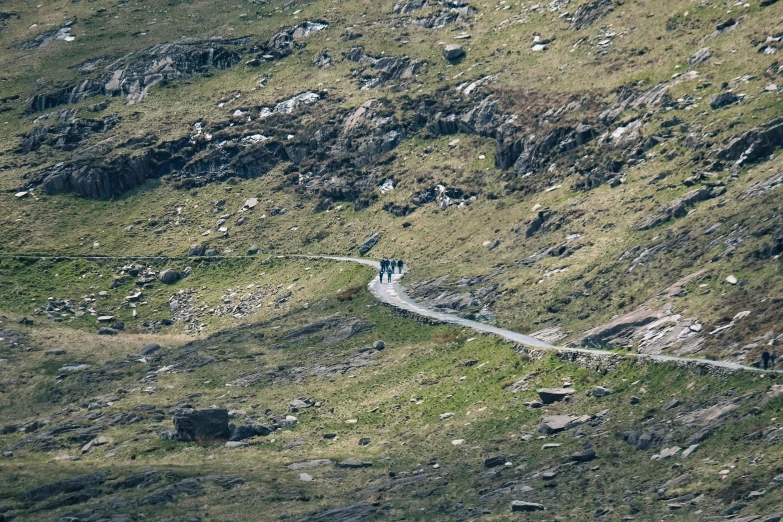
<box><xmin>717</xmin><ymin>117</ymin><xmax>783</xmax><ymax>167</ymax></box>
<box><xmin>393</xmin><ymin>0</ymin><xmax>428</xmax><ymax>14</ymax></box>
<box><xmin>27</xmin><ymin>41</ymin><xmax>243</xmax><ymax>113</ymax></box>
<box><xmin>312</xmin><ymin>48</ymin><xmax>332</xmax><ymax>68</ymax></box>
<box><xmin>18</xmin><ymin>109</ymin><xmax>119</xmax><ymax>154</ymax></box>
<box><xmin>347</xmin><ymin>47</ymin><xmax>426</xmax><ymax>89</ymax></box>
<box><xmin>634</xmin><ymin>185</ymin><xmax>725</xmax><ymax>230</ymax></box>
<box><xmin>16</xmin><ymin>20</ymin><xmax>75</xmax><ymax>49</ymax></box>
<box><xmin>569</xmin><ymin>0</ymin><xmax>613</xmax><ymax>30</ymax></box>
<box><xmin>262</xmin><ymin>21</ymin><xmax>327</xmax><ymax>59</ymax></box>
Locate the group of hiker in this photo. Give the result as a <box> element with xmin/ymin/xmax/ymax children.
<box><xmin>378</xmin><ymin>257</ymin><xmax>404</xmax><ymax>283</ymax></box>
<box><xmin>762</xmin><ymin>350</ymin><xmax>777</xmax><ymax>371</ymax></box>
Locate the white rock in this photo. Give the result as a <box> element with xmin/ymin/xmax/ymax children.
<box><xmin>439</xmin><ymin>412</ymin><xmax>455</xmax><ymax>421</ymax></box>
<box><xmin>299</xmin><ymin>472</ymin><xmax>313</xmax><ymax>481</ymax></box>
<box><xmin>451</xmin><ymin>439</ymin><xmax>465</xmax><ymax>445</ymax></box>
<box><xmin>726</xmin><ymin>275</ymin><xmax>738</xmax><ymax>285</ymax></box>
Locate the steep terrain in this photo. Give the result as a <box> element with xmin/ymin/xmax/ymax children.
<box><xmin>1</xmin><ymin>0</ymin><xmax>783</xmax><ymax>520</ymax></box>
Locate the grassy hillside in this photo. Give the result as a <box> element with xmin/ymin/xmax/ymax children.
<box><xmin>1</xmin><ymin>0</ymin><xmax>783</xmax><ymax>519</ymax></box>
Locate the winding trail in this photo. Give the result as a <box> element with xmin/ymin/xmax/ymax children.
<box><xmin>305</xmin><ymin>255</ymin><xmax>776</xmax><ymax>373</ymax></box>
<box><xmin>3</xmin><ymin>252</ymin><xmax>774</xmax><ymax>373</ymax></box>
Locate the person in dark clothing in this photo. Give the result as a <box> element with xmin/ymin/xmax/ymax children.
<box><xmin>386</xmin><ymin>267</ymin><xmax>393</xmax><ymax>282</ymax></box>
<box><xmin>397</xmin><ymin>259</ymin><xmax>404</xmax><ymax>273</ymax></box>
<box><xmin>390</xmin><ymin>260</ymin><xmax>397</xmax><ymax>272</ymax></box>
<box><xmin>762</xmin><ymin>350</ymin><xmax>771</xmax><ymax>370</ymax></box>
<box><xmin>379</xmin><ymin>270</ymin><xmax>384</xmax><ymax>283</ymax></box>
<box><xmin>381</xmin><ymin>258</ymin><xmax>388</xmax><ymax>271</ymax></box>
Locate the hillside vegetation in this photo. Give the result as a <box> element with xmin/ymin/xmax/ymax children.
<box><xmin>0</xmin><ymin>0</ymin><xmax>783</xmax><ymax>519</ymax></box>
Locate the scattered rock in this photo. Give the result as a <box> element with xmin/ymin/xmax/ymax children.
<box><xmin>439</xmin><ymin>412</ymin><xmax>455</xmax><ymax>421</ymax></box>
<box><xmin>45</xmin><ymin>349</ymin><xmax>66</xmax><ymax>356</ymax></box>
<box><xmin>188</xmin><ymin>244</ymin><xmax>204</xmax><ymax>256</ymax></box>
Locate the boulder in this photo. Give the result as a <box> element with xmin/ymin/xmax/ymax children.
<box><xmin>442</xmin><ymin>44</ymin><xmax>465</xmax><ymax>61</ymax></box>
<box><xmin>158</xmin><ymin>269</ymin><xmax>179</xmax><ymax>284</ymax></box>
<box><xmin>45</xmin><ymin>349</ymin><xmax>67</xmax><ymax>356</ymax></box>
<box><xmin>510</xmin><ymin>501</ymin><xmax>545</xmax><ymax>512</ymax></box>
<box><xmin>172</xmin><ymin>408</ymin><xmax>229</xmax><ymax>442</ymax></box>
<box><xmin>709</xmin><ymin>91</ymin><xmax>739</xmax><ymax>110</ymax></box>
<box><xmin>484</xmin><ymin>455</ymin><xmax>507</xmax><ymax>468</ymax></box>
<box><xmin>188</xmin><ymin>244</ymin><xmax>204</xmax><ymax>256</ymax></box>
<box><xmin>98</xmin><ymin>327</ymin><xmax>118</xmax><ymax>335</ymax></box>
<box><xmin>359</xmin><ymin>233</ymin><xmax>380</xmax><ymax>255</ymax></box>
<box><xmin>373</xmin><ymin>340</ymin><xmax>385</xmax><ymax>350</ymax></box>
<box><xmin>537</xmin><ymin>387</ymin><xmax>574</xmax><ymax>404</ymax></box>
<box><xmin>247</xmin><ymin>245</ymin><xmax>259</xmax><ymax>255</ymax></box>
<box><xmin>538</xmin><ymin>414</ymin><xmax>591</xmax><ymax>434</ymax></box>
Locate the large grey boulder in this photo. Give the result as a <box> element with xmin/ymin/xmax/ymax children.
<box><xmin>442</xmin><ymin>44</ymin><xmax>465</xmax><ymax>61</ymax></box>
<box><xmin>188</xmin><ymin>244</ymin><xmax>204</xmax><ymax>256</ymax></box>
<box><xmin>158</xmin><ymin>269</ymin><xmax>179</xmax><ymax>284</ymax></box>
<box><xmin>537</xmin><ymin>387</ymin><xmax>575</xmax><ymax>404</ymax></box>
<box><xmin>173</xmin><ymin>408</ymin><xmax>229</xmax><ymax>442</ymax></box>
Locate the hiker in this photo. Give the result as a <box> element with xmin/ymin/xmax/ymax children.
<box><xmin>390</xmin><ymin>260</ymin><xmax>397</xmax><ymax>273</ymax></box>
<box><xmin>397</xmin><ymin>259</ymin><xmax>404</xmax><ymax>273</ymax></box>
<box><xmin>386</xmin><ymin>267</ymin><xmax>393</xmax><ymax>283</ymax></box>
<box><xmin>762</xmin><ymin>350</ymin><xmax>771</xmax><ymax>370</ymax></box>
<box><xmin>379</xmin><ymin>270</ymin><xmax>384</xmax><ymax>283</ymax></box>
<box><xmin>771</xmin><ymin>351</ymin><xmax>777</xmax><ymax>370</ymax></box>
<box><xmin>381</xmin><ymin>257</ymin><xmax>388</xmax><ymax>271</ymax></box>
